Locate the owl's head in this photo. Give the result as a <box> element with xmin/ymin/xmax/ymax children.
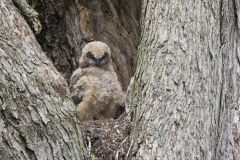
<box><xmin>79</xmin><ymin>41</ymin><xmax>112</xmax><ymax>68</ymax></box>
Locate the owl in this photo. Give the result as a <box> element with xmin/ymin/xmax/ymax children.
<box><xmin>70</xmin><ymin>41</ymin><xmax>125</xmax><ymax>121</ymax></box>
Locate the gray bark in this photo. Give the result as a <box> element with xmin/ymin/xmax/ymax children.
<box><xmin>129</xmin><ymin>0</ymin><xmax>240</xmax><ymax>159</ymax></box>
<box><xmin>0</xmin><ymin>0</ymin><xmax>86</xmax><ymax>159</ymax></box>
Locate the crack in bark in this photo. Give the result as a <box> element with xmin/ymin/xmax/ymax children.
<box><xmin>219</xmin><ymin>0</ymin><xmax>224</xmax><ymax>45</ymax></box>
<box><xmin>233</xmin><ymin>0</ymin><xmax>239</xmax><ymax>32</ymax></box>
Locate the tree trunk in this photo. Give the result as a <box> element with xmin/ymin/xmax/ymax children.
<box><xmin>0</xmin><ymin>1</ymin><xmax>86</xmax><ymax>159</ymax></box>
<box><xmin>30</xmin><ymin>0</ymin><xmax>140</xmax><ymax>90</ymax></box>
<box><xmin>129</xmin><ymin>0</ymin><xmax>240</xmax><ymax>159</ymax></box>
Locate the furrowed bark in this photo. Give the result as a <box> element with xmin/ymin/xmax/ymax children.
<box><xmin>129</xmin><ymin>0</ymin><xmax>240</xmax><ymax>159</ymax></box>
<box><xmin>0</xmin><ymin>0</ymin><xmax>86</xmax><ymax>159</ymax></box>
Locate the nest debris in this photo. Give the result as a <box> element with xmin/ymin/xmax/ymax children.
<box><xmin>81</xmin><ymin>118</ymin><xmax>131</xmax><ymax>160</ymax></box>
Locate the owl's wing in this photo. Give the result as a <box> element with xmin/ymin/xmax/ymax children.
<box><xmin>71</xmin><ymin>85</ymin><xmax>85</xmax><ymax>105</ymax></box>
<box><xmin>69</xmin><ymin>68</ymin><xmax>83</xmax><ymax>92</ymax></box>
<box><xmin>114</xmin><ymin>91</ymin><xmax>126</xmax><ymax>118</ymax></box>
<box><xmin>70</xmin><ymin>68</ymin><xmax>87</xmax><ymax>105</ymax></box>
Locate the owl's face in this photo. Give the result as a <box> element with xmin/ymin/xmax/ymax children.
<box><xmin>80</xmin><ymin>41</ymin><xmax>111</xmax><ymax>68</ymax></box>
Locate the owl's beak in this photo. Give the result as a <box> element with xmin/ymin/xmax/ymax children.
<box><xmin>95</xmin><ymin>60</ymin><xmax>101</xmax><ymax>66</ymax></box>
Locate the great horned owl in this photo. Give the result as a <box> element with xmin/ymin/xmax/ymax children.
<box><xmin>70</xmin><ymin>41</ymin><xmax>125</xmax><ymax>121</ymax></box>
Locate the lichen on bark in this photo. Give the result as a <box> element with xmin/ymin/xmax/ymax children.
<box><xmin>0</xmin><ymin>0</ymin><xmax>86</xmax><ymax>159</ymax></box>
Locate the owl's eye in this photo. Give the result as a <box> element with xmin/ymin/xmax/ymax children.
<box><xmin>86</xmin><ymin>52</ymin><xmax>95</xmax><ymax>60</ymax></box>
<box><xmin>101</xmin><ymin>52</ymin><xmax>108</xmax><ymax>60</ymax></box>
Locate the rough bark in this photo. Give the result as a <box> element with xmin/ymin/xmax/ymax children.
<box><xmin>129</xmin><ymin>0</ymin><xmax>240</xmax><ymax>159</ymax></box>
<box><xmin>29</xmin><ymin>0</ymin><xmax>140</xmax><ymax>90</ymax></box>
<box><xmin>0</xmin><ymin>1</ymin><xmax>86</xmax><ymax>159</ymax></box>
